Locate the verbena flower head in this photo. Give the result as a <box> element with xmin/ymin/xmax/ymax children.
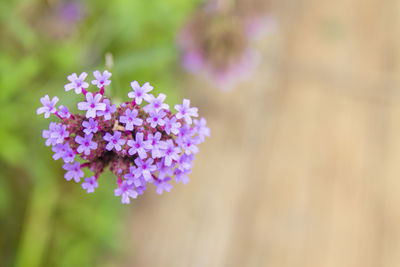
<box><xmin>37</xmin><ymin>70</ymin><xmax>210</xmax><ymax>204</ymax></box>
<box><xmin>178</xmin><ymin>1</ymin><xmax>276</xmax><ymax>90</ymax></box>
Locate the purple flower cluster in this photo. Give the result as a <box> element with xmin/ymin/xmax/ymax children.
<box><xmin>178</xmin><ymin>0</ymin><xmax>277</xmax><ymax>90</ymax></box>
<box><xmin>37</xmin><ymin>71</ymin><xmax>210</xmax><ymax>204</ymax></box>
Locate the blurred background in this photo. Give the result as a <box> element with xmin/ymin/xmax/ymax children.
<box><xmin>1</xmin><ymin>0</ymin><xmax>400</xmax><ymax>266</ymax></box>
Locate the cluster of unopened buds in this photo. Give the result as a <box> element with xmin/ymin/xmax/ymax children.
<box><xmin>37</xmin><ymin>70</ymin><xmax>210</xmax><ymax>204</ymax></box>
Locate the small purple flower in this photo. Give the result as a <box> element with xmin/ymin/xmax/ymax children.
<box><xmin>144</xmin><ymin>132</ymin><xmax>167</xmax><ymax>158</ymax></box>
<box><xmin>104</xmin><ymin>131</ymin><xmax>126</xmax><ymax>151</ymax></box>
<box><xmin>177</xmin><ymin>154</ymin><xmax>194</xmax><ymax>171</ymax></box>
<box><xmin>156</xmin><ymin>160</ymin><xmax>174</xmax><ymax>180</ymax></box>
<box><xmin>77</xmin><ymin>92</ymin><xmax>106</xmax><ymax>118</ymax></box>
<box><xmin>128</xmin><ymin>81</ymin><xmax>153</xmax><ymax>104</ymax></box>
<box><xmin>163</xmin><ymin>140</ymin><xmax>181</xmax><ymax>166</ymax></box>
<box><xmin>127</xmin><ymin>132</ymin><xmax>149</xmax><ymax>159</ymax></box>
<box><xmin>82</xmin><ymin>118</ymin><xmax>98</xmax><ymax>135</ymax></box>
<box><xmin>146</xmin><ymin>110</ymin><xmax>166</xmax><ymax>128</ymax></box>
<box><xmin>62</xmin><ymin>146</ymin><xmax>76</xmax><ymax>163</ymax></box>
<box><xmin>124</xmin><ymin>166</ymin><xmax>141</xmax><ymax>187</ymax></box>
<box><xmin>181</xmin><ymin>137</ymin><xmax>200</xmax><ymax>155</ymax></box>
<box><xmin>42</xmin><ymin>122</ymin><xmax>62</xmax><ymax>146</ymax></box>
<box><xmin>154</xmin><ymin>177</ymin><xmax>173</xmax><ymax>195</ymax></box>
<box><xmin>175</xmin><ymin>99</ymin><xmax>198</xmax><ymax>124</ymax></box>
<box><xmin>63</xmin><ymin>162</ymin><xmax>84</xmax><ymax>182</ymax></box>
<box><xmin>119</xmin><ymin>108</ymin><xmax>143</xmax><ymax>131</ymax></box>
<box><xmin>42</xmin><ymin>125</ymin><xmax>55</xmax><ymax>146</ymax></box>
<box><xmin>97</xmin><ymin>99</ymin><xmax>116</xmax><ymax>120</ymax></box>
<box><xmin>135</xmin><ymin>185</ymin><xmax>147</xmax><ymax>195</ymax></box>
<box><xmin>51</xmin><ymin>124</ymin><xmax>69</xmax><ymax>144</ymax></box>
<box><xmin>114</xmin><ymin>181</ymin><xmax>138</xmax><ymax>204</ymax></box>
<box><xmin>193</xmin><ymin>118</ymin><xmax>210</xmax><ymax>142</ymax></box>
<box><xmin>64</xmin><ymin>72</ymin><xmax>89</xmax><ymax>94</ymax></box>
<box><xmin>91</xmin><ymin>70</ymin><xmax>112</xmax><ymax>88</ymax></box>
<box><xmin>58</xmin><ymin>105</ymin><xmax>71</xmax><ymax>119</ymax></box>
<box><xmin>175</xmin><ymin>124</ymin><xmax>195</xmax><ymax>145</ymax></box>
<box><xmin>75</xmin><ymin>134</ymin><xmax>97</xmax><ymax>155</ymax></box>
<box><xmin>82</xmin><ymin>176</ymin><xmax>98</xmax><ymax>193</ymax></box>
<box><xmin>37</xmin><ymin>95</ymin><xmax>59</xmax><ymax>118</ymax></box>
<box><xmin>52</xmin><ymin>143</ymin><xmax>69</xmax><ymax>161</ymax></box>
<box><xmin>143</xmin><ymin>93</ymin><xmax>169</xmax><ymax>113</ymax></box>
<box><xmin>164</xmin><ymin>116</ymin><xmax>181</xmax><ymax>135</ymax></box>
<box><xmin>174</xmin><ymin>169</ymin><xmax>190</xmax><ymax>185</ymax></box>
<box><xmin>134</xmin><ymin>157</ymin><xmax>156</xmax><ymax>182</ymax></box>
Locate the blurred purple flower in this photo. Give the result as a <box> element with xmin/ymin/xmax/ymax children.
<box><xmin>57</xmin><ymin>0</ymin><xmax>84</xmax><ymax>22</ymax></box>
<box><xmin>58</xmin><ymin>105</ymin><xmax>71</xmax><ymax>119</ymax></box>
<box><xmin>175</xmin><ymin>99</ymin><xmax>198</xmax><ymax>124</ymax></box>
<box><xmin>193</xmin><ymin>118</ymin><xmax>211</xmax><ymax>142</ymax></box>
<box><xmin>63</xmin><ymin>162</ymin><xmax>84</xmax><ymax>182</ymax></box>
<box><xmin>82</xmin><ymin>176</ymin><xmax>98</xmax><ymax>193</ymax></box>
<box><xmin>154</xmin><ymin>177</ymin><xmax>173</xmax><ymax>195</ymax></box>
<box><xmin>114</xmin><ymin>181</ymin><xmax>138</xmax><ymax>204</ymax></box>
<box><xmin>177</xmin><ymin>3</ymin><xmax>275</xmax><ymax>91</ymax></box>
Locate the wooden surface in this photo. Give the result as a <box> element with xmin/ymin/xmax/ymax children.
<box><xmin>124</xmin><ymin>1</ymin><xmax>400</xmax><ymax>266</ymax></box>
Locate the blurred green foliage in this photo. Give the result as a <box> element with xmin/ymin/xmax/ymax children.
<box><xmin>0</xmin><ymin>0</ymin><xmax>202</xmax><ymax>266</ymax></box>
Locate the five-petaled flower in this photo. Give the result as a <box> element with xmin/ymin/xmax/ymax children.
<box><xmin>82</xmin><ymin>176</ymin><xmax>98</xmax><ymax>193</ymax></box>
<box><xmin>64</xmin><ymin>72</ymin><xmax>89</xmax><ymax>94</ymax></box>
<box><xmin>146</xmin><ymin>110</ymin><xmax>166</xmax><ymax>128</ymax></box>
<box><xmin>37</xmin><ymin>95</ymin><xmax>59</xmax><ymax>118</ymax></box>
<box><xmin>143</xmin><ymin>93</ymin><xmax>169</xmax><ymax>113</ymax></box>
<box><xmin>154</xmin><ymin>177</ymin><xmax>173</xmax><ymax>194</ymax></box>
<box><xmin>104</xmin><ymin>131</ymin><xmax>126</xmax><ymax>151</ymax></box>
<box><xmin>134</xmin><ymin>157</ymin><xmax>157</xmax><ymax>182</ymax></box>
<box><xmin>91</xmin><ymin>70</ymin><xmax>112</xmax><ymax>88</ymax></box>
<box><xmin>114</xmin><ymin>181</ymin><xmax>138</xmax><ymax>204</ymax></box>
<box><xmin>119</xmin><ymin>108</ymin><xmax>143</xmax><ymax>131</ymax></box>
<box><xmin>127</xmin><ymin>132</ymin><xmax>149</xmax><ymax>159</ymax></box>
<box><xmin>75</xmin><ymin>134</ymin><xmax>98</xmax><ymax>155</ymax></box>
<box><xmin>82</xmin><ymin>118</ymin><xmax>98</xmax><ymax>135</ymax></box>
<box><xmin>175</xmin><ymin>99</ymin><xmax>198</xmax><ymax>124</ymax></box>
<box><xmin>63</xmin><ymin>162</ymin><xmax>84</xmax><ymax>182</ymax></box>
<box><xmin>128</xmin><ymin>81</ymin><xmax>153</xmax><ymax>104</ymax></box>
<box><xmin>78</xmin><ymin>92</ymin><xmax>106</xmax><ymax>118</ymax></box>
